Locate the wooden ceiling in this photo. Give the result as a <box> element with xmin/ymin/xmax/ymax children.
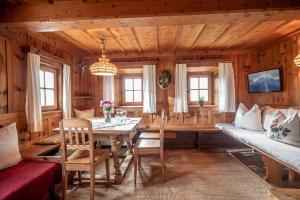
<box><xmin>1</xmin><ymin>0</ymin><xmax>300</xmax><ymax>55</ymax></box>
<box><xmin>39</xmin><ymin>20</ymin><xmax>300</xmax><ymax>55</ymax></box>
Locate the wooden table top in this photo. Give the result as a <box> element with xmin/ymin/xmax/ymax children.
<box><xmin>53</xmin><ymin>117</ymin><xmax>141</xmax><ymax>136</ymax></box>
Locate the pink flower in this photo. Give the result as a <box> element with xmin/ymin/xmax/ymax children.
<box><xmin>100</xmin><ymin>99</ymin><xmax>114</xmax><ymax>107</ymax></box>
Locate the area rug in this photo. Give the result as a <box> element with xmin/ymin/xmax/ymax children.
<box><xmin>68</xmin><ymin>149</ymin><xmax>271</xmax><ymax>200</ymax></box>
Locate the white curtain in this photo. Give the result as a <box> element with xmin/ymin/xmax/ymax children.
<box><xmin>103</xmin><ymin>76</ymin><xmax>114</xmax><ymax>100</ymax></box>
<box><xmin>218</xmin><ymin>62</ymin><xmax>236</xmax><ymax>112</ymax></box>
<box><xmin>143</xmin><ymin>65</ymin><xmax>156</xmax><ymax>113</ymax></box>
<box><xmin>63</xmin><ymin>64</ymin><xmax>72</xmax><ymax>119</ymax></box>
<box><xmin>173</xmin><ymin>64</ymin><xmax>188</xmax><ymax>113</ymax></box>
<box><xmin>25</xmin><ymin>53</ymin><xmax>42</xmax><ymax>132</ymax></box>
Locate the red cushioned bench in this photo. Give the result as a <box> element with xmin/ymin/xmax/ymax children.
<box><xmin>0</xmin><ymin>161</ymin><xmax>61</xmax><ymax>200</ymax></box>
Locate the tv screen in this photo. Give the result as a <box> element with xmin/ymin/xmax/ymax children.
<box><xmin>248</xmin><ymin>68</ymin><xmax>281</xmax><ymax>93</ymax></box>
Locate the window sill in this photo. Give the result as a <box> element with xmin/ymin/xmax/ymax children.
<box><xmin>42</xmin><ymin>110</ymin><xmax>62</xmax><ymax>115</ymax></box>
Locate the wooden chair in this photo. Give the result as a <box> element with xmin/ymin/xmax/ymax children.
<box><xmin>133</xmin><ymin>110</ymin><xmax>165</xmax><ymax>184</ymax></box>
<box><xmin>59</xmin><ymin>118</ymin><xmax>110</xmax><ymax>200</ymax></box>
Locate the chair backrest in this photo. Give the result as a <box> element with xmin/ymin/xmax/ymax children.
<box><xmin>159</xmin><ymin>110</ymin><xmax>165</xmax><ymax>152</ymax></box>
<box><xmin>59</xmin><ymin>118</ymin><xmax>94</xmax><ymax>163</ymax></box>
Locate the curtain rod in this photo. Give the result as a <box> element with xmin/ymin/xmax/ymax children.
<box><xmin>21</xmin><ymin>46</ymin><xmax>71</xmax><ymax>65</ymax></box>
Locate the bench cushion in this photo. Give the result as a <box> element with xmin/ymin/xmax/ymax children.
<box><xmin>216</xmin><ymin>123</ymin><xmax>300</xmax><ymax>172</ymax></box>
<box><xmin>0</xmin><ymin>161</ymin><xmax>61</xmax><ymax>200</ymax></box>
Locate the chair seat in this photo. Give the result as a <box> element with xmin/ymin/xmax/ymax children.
<box><xmin>139</xmin><ymin>132</ymin><xmax>160</xmax><ymax>139</ymax></box>
<box><xmin>136</xmin><ymin>139</ymin><xmax>160</xmax><ymax>149</ymax></box>
<box><xmin>67</xmin><ymin>149</ymin><xmax>109</xmax><ymax>164</ymax></box>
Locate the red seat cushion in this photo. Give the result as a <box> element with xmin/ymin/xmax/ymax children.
<box><xmin>0</xmin><ymin>161</ymin><xmax>61</xmax><ymax>200</ymax></box>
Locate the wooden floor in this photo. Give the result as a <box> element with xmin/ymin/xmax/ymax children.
<box><xmin>67</xmin><ymin>149</ymin><xmax>271</xmax><ymax>200</ymax></box>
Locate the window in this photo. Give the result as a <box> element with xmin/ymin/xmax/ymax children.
<box><xmin>188</xmin><ymin>74</ymin><xmax>212</xmax><ymax>105</ymax></box>
<box><xmin>40</xmin><ymin>67</ymin><xmax>58</xmax><ymax>110</ymax></box>
<box><xmin>122</xmin><ymin>76</ymin><xmax>142</xmax><ymax>105</ymax></box>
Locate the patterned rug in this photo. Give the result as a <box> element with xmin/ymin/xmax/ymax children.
<box><xmin>68</xmin><ymin>149</ymin><xmax>271</xmax><ymax>200</ymax></box>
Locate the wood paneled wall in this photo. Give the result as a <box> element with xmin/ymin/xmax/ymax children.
<box><xmin>0</xmin><ymin>32</ymin><xmax>76</xmax><ymax>150</ymax></box>
<box><xmin>240</xmin><ymin>33</ymin><xmax>300</xmax><ymax>108</ymax></box>
<box><xmin>1</xmin><ymin>28</ymin><xmax>299</xmax><ymax>149</ymax></box>
<box><xmin>75</xmin><ymin>53</ymin><xmax>256</xmax><ymax>128</ymax></box>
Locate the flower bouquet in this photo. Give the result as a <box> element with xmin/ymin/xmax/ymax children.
<box><xmin>100</xmin><ymin>99</ymin><xmax>114</xmax><ymax>122</ymax></box>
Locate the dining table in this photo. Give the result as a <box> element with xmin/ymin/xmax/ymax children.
<box><xmin>53</xmin><ymin>117</ymin><xmax>142</xmax><ymax>184</ymax></box>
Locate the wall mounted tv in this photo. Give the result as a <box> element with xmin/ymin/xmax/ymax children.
<box><xmin>248</xmin><ymin>68</ymin><xmax>281</xmax><ymax>93</ymax></box>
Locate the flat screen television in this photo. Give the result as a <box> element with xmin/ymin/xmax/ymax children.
<box><xmin>248</xmin><ymin>68</ymin><xmax>281</xmax><ymax>93</ymax></box>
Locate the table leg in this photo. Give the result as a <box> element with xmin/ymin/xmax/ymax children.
<box><xmin>110</xmin><ymin>135</ymin><xmax>122</xmax><ymax>184</ymax></box>
<box><xmin>126</xmin><ymin>140</ymin><xmax>133</xmax><ymax>155</ymax></box>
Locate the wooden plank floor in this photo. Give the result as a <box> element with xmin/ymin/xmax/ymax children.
<box><xmin>67</xmin><ymin>149</ymin><xmax>271</xmax><ymax>200</ymax></box>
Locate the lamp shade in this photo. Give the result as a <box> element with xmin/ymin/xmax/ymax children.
<box><xmin>295</xmin><ymin>53</ymin><xmax>300</xmax><ymax>67</ymax></box>
<box><xmin>90</xmin><ymin>55</ymin><xmax>117</xmax><ymax>76</ymax></box>
<box><xmin>89</xmin><ymin>38</ymin><xmax>117</xmax><ymax>76</ymax></box>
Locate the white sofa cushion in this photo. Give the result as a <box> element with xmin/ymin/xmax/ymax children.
<box><xmin>266</xmin><ymin>112</ymin><xmax>300</xmax><ymax>147</ymax></box>
<box><xmin>235</xmin><ymin>103</ymin><xmax>262</xmax><ymax>130</ymax></box>
<box><xmin>216</xmin><ymin>123</ymin><xmax>300</xmax><ymax>172</ymax></box>
<box><xmin>74</xmin><ymin>109</ymin><xmax>95</xmax><ymax>120</ymax></box>
<box><xmin>261</xmin><ymin>106</ymin><xmax>300</xmax><ymax>130</ymax></box>
<box><xmin>0</xmin><ymin>123</ymin><xmax>22</xmax><ymax>170</ymax></box>
<box><xmin>262</xmin><ymin>106</ymin><xmax>280</xmax><ymax>131</ymax></box>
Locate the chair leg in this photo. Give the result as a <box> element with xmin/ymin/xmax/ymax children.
<box><xmin>78</xmin><ymin>171</ymin><xmax>82</xmax><ymax>186</ymax></box>
<box><xmin>133</xmin><ymin>150</ymin><xmax>138</xmax><ymax>185</ymax></box>
<box><xmin>138</xmin><ymin>156</ymin><xmax>141</xmax><ymax>169</ymax></box>
<box><xmin>62</xmin><ymin>169</ymin><xmax>68</xmax><ymax>200</ymax></box>
<box><xmin>105</xmin><ymin>158</ymin><xmax>110</xmax><ymax>186</ymax></box>
<box><xmin>160</xmin><ymin>153</ymin><xmax>165</xmax><ymax>181</ymax></box>
<box><xmin>90</xmin><ymin>167</ymin><xmax>95</xmax><ymax>200</ymax></box>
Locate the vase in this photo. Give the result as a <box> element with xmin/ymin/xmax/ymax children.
<box><xmin>104</xmin><ymin>111</ymin><xmax>112</xmax><ymax>123</ymax></box>
<box><xmin>199</xmin><ymin>100</ymin><xmax>204</xmax><ymax>107</ymax></box>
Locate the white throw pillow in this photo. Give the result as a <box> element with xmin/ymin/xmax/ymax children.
<box><xmin>235</xmin><ymin>103</ymin><xmax>263</xmax><ymax>130</ymax></box>
<box><xmin>261</xmin><ymin>106</ymin><xmax>279</xmax><ymax>131</ymax></box>
<box><xmin>74</xmin><ymin>109</ymin><xmax>95</xmax><ymax>120</ymax></box>
<box><xmin>0</xmin><ymin>123</ymin><xmax>22</xmax><ymax>170</ymax></box>
<box><xmin>266</xmin><ymin>112</ymin><xmax>300</xmax><ymax>147</ymax></box>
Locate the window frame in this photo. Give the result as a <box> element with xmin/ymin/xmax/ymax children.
<box><xmin>121</xmin><ymin>75</ymin><xmax>143</xmax><ymax>106</ymax></box>
<box><xmin>40</xmin><ymin>65</ymin><xmax>59</xmax><ymax>111</ymax></box>
<box><xmin>187</xmin><ymin>73</ymin><xmax>213</xmax><ymax>105</ymax></box>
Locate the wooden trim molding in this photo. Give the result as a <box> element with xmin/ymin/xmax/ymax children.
<box><xmin>21</xmin><ymin>46</ymin><xmax>71</xmax><ymax>65</ymax></box>
<box><xmin>82</xmin><ymin>50</ymin><xmax>254</xmax><ymax>60</ymax></box>
<box><xmin>2</xmin><ymin>1</ymin><xmax>300</xmax><ymax>32</ymax></box>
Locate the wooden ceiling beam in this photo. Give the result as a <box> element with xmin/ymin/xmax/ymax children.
<box><xmin>28</xmin><ymin>32</ymin><xmax>83</xmax><ymax>55</ymax></box>
<box><xmin>208</xmin><ymin>23</ymin><xmax>234</xmax><ymax>49</ymax></box>
<box><xmin>155</xmin><ymin>26</ymin><xmax>160</xmax><ymax>53</ymax></box>
<box><xmin>242</xmin><ymin>21</ymin><xmax>292</xmax><ymax>49</ymax></box>
<box><xmin>256</xmin><ymin>27</ymin><xmax>300</xmax><ymax>50</ymax></box>
<box><xmin>106</xmin><ymin>28</ymin><xmax>127</xmax><ymax>54</ymax></box>
<box><xmin>49</xmin><ymin>31</ymin><xmax>92</xmax><ymax>54</ymax></box>
<box><xmin>130</xmin><ymin>27</ymin><xmax>143</xmax><ymax>54</ymax></box>
<box><xmin>1</xmin><ymin>0</ymin><xmax>300</xmax><ymax>32</ymax></box>
<box><xmin>83</xmin><ymin>49</ymin><xmax>255</xmax><ymax>60</ymax></box>
<box><xmin>3</xmin><ymin>0</ymin><xmax>300</xmax><ymax>23</ymax></box>
<box><xmin>224</xmin><ymin>21</ymin><xmax>265</xmax><ymax>49</ymax></box>
<box><xmin>189</xmin><ymin>25</ymin><xmax>207</xmax><ymax>52</ymax></box>
<box><xmin>173</xmin><ymin>25</ymin><xmax>183</xmax><ymax>53</ymax></box>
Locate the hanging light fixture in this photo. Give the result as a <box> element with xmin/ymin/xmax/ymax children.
<box><xmin>295</xmin><ymin>52</ymin><xmax>300</xmax><ymax>67</ymax></box>
<box><xmin>90</xmin><ymin>38</ymin><xmax>117</xmax><ymax>76</ymax></box>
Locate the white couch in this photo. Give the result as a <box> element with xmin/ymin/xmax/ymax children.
<box><xmin>216</xmin><ymin>107</ymin><xmax>300</xmax><ymax>178</ymax></box>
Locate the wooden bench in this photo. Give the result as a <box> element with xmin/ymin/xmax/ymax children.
<box><xmin>216</xmin><ymin>123</ymin><xmax>300</xmax><ymax>184</ymax></box>
<box><xmin>21</xmin><ymin>143</ymin><xmax>61</xmax><ymax>162</ymax></box>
